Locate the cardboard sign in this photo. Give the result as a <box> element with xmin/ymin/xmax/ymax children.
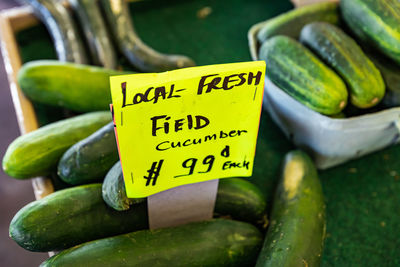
<box><xmin>110</xmin><ymin>61</ymin><xmax>266</xmax><ymax>198</ymax></box>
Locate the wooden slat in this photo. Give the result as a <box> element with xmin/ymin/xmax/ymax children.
<box><xmin>0</xmin><ymin>9</ymin><xmax>54</xmax><ymax>200</ymax></box>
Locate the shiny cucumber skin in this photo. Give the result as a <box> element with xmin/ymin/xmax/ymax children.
<box><xmin>18</xmin><ymin>60</ymin><xmax>128</xmax><ymax>112</ymax></box>
<box><xmin>68</xmin><ymin>0</ymin><xmax>118</xmax><ymax>69</ymax></box>
<box><xmin>255</xmin><ymin>151</ymin><xmax>326</xmax><ymax>267</ymax></box>
<box><xmin>341</xmin><ymin>0</ymin><xmax>400</xmax><ymax>65</ymax></box>
<box><xmin>257</xmin><ymin>2</ymin><xmax>339</xmax><ymax>44</ymax></box>
<box><xmin>102</xmin><ymin>161</ymin><xmax>144</xmax><ymax>211</ymax></box>
<box><xmin>99</xmin><ymin>0</ymin><xmax>195</xmax><ymax>72</ymax></box>
<box><xmin>259</xmin><ymin>35</ymin><xmax>348</xmax><ymax>115</ymax></box>
<box><xmin>102</xmin><ymin>164</ymin><xmax>268</xmax><ymax>226</ymax></box>
<box><xmin>300</xmin><ymin>22</ymin><xmax>385</xmax><ymax>109</ymax></box>
<box><xmin>9</xmin><ymin>184</ymin><xmax>148</xmax><ymax>252</ymax></box>
<box><xmin>58</xmin><ymin>122</ymin><xmax>119</xmax><ymax>185</ymax></box>
<box><xmin>215</xmin><ymin>178</ymin><xmax>267</xmax><ymax>227</ymax></box>
<box><xmin>40</xmin><ymin>219</ymin><xmax>262</xmax><ymax>267</ymax></box>
<box><xmin>2</xmin><ymin>111</ymin><xmax>111</xmax><ymax>179</ymax></box>
<box><xmin>19</xmin><ymin>0</ymin><xmax>87</xmax><ymax>63</ymax></box>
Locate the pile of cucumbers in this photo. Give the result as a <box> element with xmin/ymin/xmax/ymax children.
<box><xmin>19</xmin><ymin>0</ymin><xmax>195</xmax><ymax>72</ymax></box>
<box><xmin>1</xmin><ymin>1</ymin><xmax>343</xmax><ymax>266</ymax></box>
<box><xmin>257</xmin><ymin>0</ymin><xmax>400</xmax><ymax>117</ymax></box>
<box><xmin>2</xmin><ymin>97</ymin><xmax>326</xmax><ymax>265</ymax></box>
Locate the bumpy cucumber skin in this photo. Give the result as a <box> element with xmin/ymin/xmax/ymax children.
<box><xmin>257</xmin><ymin>2</ymin><xmax>339</xmax><ymax>44</ymax></box>
<box><xmin>341</xmin><ymin>0</ymin><xmax>400</xmax><ymax>65</ymax></box>
<box><xmin>9</xmin><ymin>184</ymin><xmax>148</xmax><ymax>252</ymax></box>
<box><xmin>215</xmin><ymin>178</ymin><xmax>267</xmax><ymax>227</ymax></box>
<box><xmin>102</xmin><ymin>161</ymin><xmax>144</xmax><ymax>211</ymax></box>
<box><xmin>255</xmin><ymin>151</ymin><xmax>325</xmax><ymax>267</ymax></box>
<box><xmin>99</xmin><ymin>0</ymin><xmax>195</xmax><ymax>72</ymax></box>
<box><xmin>58</xmin><ymin>122</ymin><xmax>119</xmax><ymax>185</ymax></box>
<box><xmin>259</xmin><ymin>35</ymin><xmax>348</xmax><ymax>115</ymax></box>
<box><xmin>300</xmin><ymin>22</ymin><xmax>385</xmax><ymax>109</ymax></box>
<box><xmin>68</xmin><ymin>0</ymin><xmax>117</xmax><ymax>69</ymax></box>
<box><xmin>20</xmin><ymin>0</ymin><xmax>87</xmax><ymax>63</ymax></box>
<box><xmin>40</xmin><ymin>219</ymin><xmax>262</xmax><ymax>267</ymax></box>
<box><xmin>2</xmin><ymin>111</ymin><xmax>111</xmax><ymax>179</ymax></box>
<box><xmin>17</xmin><ymin>60</ymin><xmax>128</xmax><ymax>112</ymax></box>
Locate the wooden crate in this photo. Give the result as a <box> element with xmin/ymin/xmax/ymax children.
<box><xmin>0</xmin><ymin>6</ymin><xmax>54</xmax><ymax>200</ymax></box>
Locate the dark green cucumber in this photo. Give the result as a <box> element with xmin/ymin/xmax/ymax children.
<box><xmin>102</xmin><ymin>163</ymin><xmax>268</xmax><ymax>226</ymax></box>
<box><xmin>341</xmin><ymin>0</ymin><xmax>400</xmax><ymax>65</ymax></box>
<box><xmin>257</xmin><ymin>2</ymin><xmax>340</xmax><ymax>44</ymax></box>
<box><xmin>2</xmin><ymin>111</ymin><xmax>111</xmax><ymax>179</ymax></box>
<box><xmin>300</xmin><ymin>22</ymin><xmax>385</xmax><ymax>109</ymax></box>
<box><xmin>18</xmin><ymin>60</ymin><xmax>129</xmax><ymax>112</ymax></box>
<box><xmin>255</xmin><ymin>151</ymin><xmax>326</xmax><ymax>267</ymax></box>
<box><xmin>58</xmin><ymin>122</ymin><xmax>119</xmax><ymax>185</ymax></box>
<box><xmin>19</xmin><ymin>0</ymin><xmax>87</xmax><ymax>63</ymax></box>
<box><xmin>9</xmin><ymin>184</ymin><xmax>148</xmax><ymax>252</ymax></box>
<box><xmin>68</xmin><ymin>0</ymin><xmax>117</xmax><ymax>69</ymax></box>
<box><xmin>259</xmin><ymin>35</ymin><xmax>348</xmax><ymax>115</ymax></box>
<box><xmin>10</xmin><ymin>180</ymin><xmax>265</xmax><ymax>252</ymax></box>
<box><xmin>102</xmin><ymin>161</ymin><xmax>144</xmax><ymax>211</ymax></box>
<box><xmin>40</xmin><ymin>219</ymin><xmax>262</xmax><ymax>267</ymax></box>
<box><xmin>215</xmin><ymin>178</ymin><xmax>267</xmax><ymax>227</ymax></box>
<box><xmin>99</xmin><ymin>0</ymin><xmax>195</xmax><ymax>72</ymax></box>
<box><xmin>366</xmin><ymin>51</ymin><xmax>400</xmax><ymax>108</ymax></box>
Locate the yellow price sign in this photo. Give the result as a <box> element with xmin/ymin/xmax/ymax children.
<box><xmin>110</xmin><ymin>61</ymin><xmax>266</xmax><ymax>198</ymax></box>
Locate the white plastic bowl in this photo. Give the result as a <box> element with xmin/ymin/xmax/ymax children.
<box><xmin>249</xmin><ymin>20</ymin><xmax>400</xmax><ymax>169</ymax></box>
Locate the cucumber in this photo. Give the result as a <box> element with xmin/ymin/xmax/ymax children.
<box><xmin>259</xmin><ymin>35</ymin><xmax>348</xmax><ymax>115</ymax></box>
<box><xmin>102</xmin><ymin>162</ymin><xmax>267</xmax><ymax>226</ymax></box>
<box><xmin>215</xmin><ymin>178</ymin><xmax>267</xmax><ymax>227</ymax></box>
<box><xmin>58</xmin><ymin>122</ymin><xmax>119</xmax><ymax>185</ymax></box>
<box><xmin>19</xmin><ymin>0</ymin><xmax>87</xmax><ymax>63</ymax></box>
<box><xmin>255</xmin><ymin>151</ymin><xmax>326</xmax><ymax>267</ymax></box>
<box><xmin>99</xmin><ymin>0</ymin><xmax>196</xmax><ymax>72</ymax></box>
<box><xmin>68</xmin><ymin>0</ymin><xmax>117</xmax><ymax>69</ymax></box>
<box><xmin>2</xmin><ymin>111</ymin><xmax>111</xmax><ymax>179</ymax></box>
<box><xmin>9</xmin><ymin>184</ymin><xmax>148</xmax><ymax>252</ymax></box>
<box><xmin>366</xmin><ymin>51</ymin><xmax>400</xmax><ymax>108</ymax></box>
<box><xmin>102</xmin><ymin>161</ymin><xmax>145</xmax><ymax>211</ymax></box>
<box><xmin>257</xmin><ymin>2</ymin><xmax>340</xmax><ymax>44</ymax></box>
<box><xmin>300</xmin><ymin>22</ymin><xmax>385</xmax><ymax>109</ymax></box>
<box><xmin>341</xmin><ymin>0</ymin><xmax>400</xmax><ymax>65</ymax></box>
<box><xmin>40</xmin><ymin>219</ymin><xmax>262</xmax><ymax>267</ymax></box>
<box><xmin>18</xmin><ymin>60</ymin><xmax>129</xmax><ymax>112</ymax></box>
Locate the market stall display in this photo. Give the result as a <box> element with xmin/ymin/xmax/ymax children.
<box><xmin>1</xmin><ymin>0</ymin><xmax>399</xmax><ymax>266</ymax></box>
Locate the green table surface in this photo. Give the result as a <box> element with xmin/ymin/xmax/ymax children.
<box><xmin>16</xmin><ymin>0</ymin><xmax>400</xmax><ymax>266</ymax></box>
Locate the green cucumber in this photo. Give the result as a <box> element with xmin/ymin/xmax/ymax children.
<box><xmin>102</xmin><ymin>162</ymin><xmax>267</xmax><ymax>226</ymax></box>
<box><xmin>68</xmin><ymin>0</ymin><xmax>117</xmax><ymax>69</ymax></box>
<box><xmin>2</xmin><ymin>111</ymin><xmax>111</xmax><ymax>179</ymax></box>
<box><xmin>102</xmin><ymin>161</ymin><xmax>144</xmax><ymax>211</ymax></box>
<box><xmin>300</xmin><ymin>22</ymin><xmax>385</xmax><ymax>109</ymax></box>
<box><xmin>341</xmin><ymin>0</ymin><xmax>400</xmax><ymax>65</ymax></box>
<box><xmin>17</xmin><ymin>60</ymin><xmax>129</xmax><ymax>112</ymax></box>
<box><xmin>11</xmin><ymin>180</ymin><xmax>267</xmax><ymax>252</ymax></box>
<box><xmin>257</xmin><ymin>2</ymin><xmax>340</xmax><ymax>44</ymax></box>
<box><xmin>40</xmin><ymin>219</ymin><xmax>262</xmax><ymax>267</ymax></box>
<box><xmin>99</xmin><ymin>0</ymin><xmax>195</xmax><ymax>72</ymax></box>
<box><xmin>259</xmin><ymin>35</ymin><xmax>348</xmax><ymax>115</ymax></box>
<box><xmin>9</xmin><ymin>184</ymin><xmax>148</xmax><ymax>252</ymax></box>
<box><xmin>215</xmin><ymin>178</ymin><xmax>267</xmax><ymax>227</ymax></box>
<box><xmin>255</xmin><ymin>151</ymin><xmax>326</xmax><ymax>267</ymax></box>
<box><xmin>58</xmin><ymin>122</ymin><xmax>119</xmax><ymax>185</ymax></box>
<box><xmin>367</xmin><ymin>52</ymin><xmax>400</xmax><ymax>108</ymax></box>
<box><xmin>20</xmin><ymin>0</ymin><xmax>87</xmax><ymax>63</ymax></box>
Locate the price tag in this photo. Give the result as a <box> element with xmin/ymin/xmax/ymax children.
<box><xmin>110</xmin><ymin>61</ymin><xmax>265</xmax><ymax>198</ymax></box>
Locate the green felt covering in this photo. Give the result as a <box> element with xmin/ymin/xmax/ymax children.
<box><xmin>15</xmin><ymin>0</ymin><xmax>399</xmax><ymax>265</ymax></box>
